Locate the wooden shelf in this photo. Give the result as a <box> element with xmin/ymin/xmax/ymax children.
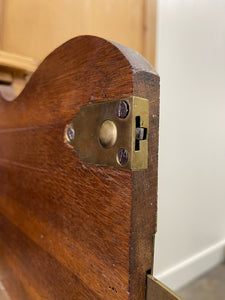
<box><xmin>0</xmin><ymin>50</ymin><xmax>38</xmax><ymax>73</ymax></box>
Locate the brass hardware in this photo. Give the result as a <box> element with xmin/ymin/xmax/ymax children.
<box><xmin>99</xmin><ymin>120</ymin><xmax>117</xmax><ymax>148</ymax></box>
<box><xmin>66</xmin><ymin>96</ymin><xmax>149</xmax><ymax>169</ymax></box>
<box><xmin>146</xmin><ymin>275</ymin><xmax>182</xmax><ymax>300</ymax></box>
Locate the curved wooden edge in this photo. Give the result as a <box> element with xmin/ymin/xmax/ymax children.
<box><xmin>0</xmin><ymin>35</ymin><xmax>158</xmax><ymax>103</ymax></box>
<box><xmin>0</xmin><ymin>35</ymin><xmax>160</xmax><ymax>300</ymax></box>
<box><xmin>111</xmin><ymin>39</ymin><xmax>158</xmax><ymax>75</ymax></box>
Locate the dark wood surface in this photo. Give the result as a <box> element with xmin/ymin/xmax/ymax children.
<box><xmin>0</xmin><ymin>35</ymin><xmax>159</xmax><ymax>299</ymax></box>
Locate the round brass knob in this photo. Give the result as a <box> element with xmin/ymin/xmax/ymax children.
<box><xmin>99</xmin><ymin>120</ymin><xmax>117</xmax><ymax>148</ymax></box>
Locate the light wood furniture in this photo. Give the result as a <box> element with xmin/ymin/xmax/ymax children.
<box><xmin>0</xmin><ymin>0</ymin><xmax>157</xmax><ymax>101</ymax></box>
<box><xmin>0</xmin><ymin>0</ymin><xmax>157</xmax><ymax>66</ymax></box>
<box><xmin>0</xmin><ymin>51</ymin><xmax>38</xmax><ymax>101</ymax></box>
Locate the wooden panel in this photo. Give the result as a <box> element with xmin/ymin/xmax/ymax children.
<box><xmin>1</xmin><ymin>0</ymin><xmax>143</xmax><ymax>60</ymax></box>
<box><xmin>0</xmin><ymin>247</ymin><xmax>31</xmax><ymax>300</ymax></box>
<box><xmin>0</xmin><ymin>0</ymin><xmax>157</xmax><ymax>66</ymax></box>
<box><xmin>0</xmin><ymin>36</ymin><xmax>159</xmax><ymax>299</ymax></box>
<box><xmin>143</xmin><ymin>0</ymin><xmax>157</xmax><ymax>65</ymax></box>
<box><xmin>0</xmin><ymin>214</ymin><xmax>102</xmax><ymax>299</ymax></box>
<box><xmin>0</xmin><ymin>0</ymin><xmax>4</xmax><ymax>49</ymax></box>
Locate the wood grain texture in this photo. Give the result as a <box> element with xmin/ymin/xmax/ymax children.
<box><xmin>0</xmin><ymin>35</ymin><xmax>159</xmax><ymax>299</ymax></box>
<box><xmin>0</xmin><ymin>0</ymin><xmax>157</xmax><ymax>66</ymax></box>
<box><xmin>0</xmin><ymin>0</ymin><xmax>4</xmax><ymax>49</ymax></box>
<box><xmin>142</xmin><ymin>0</ymin><xmax>158</xmax><ymax>66</ymax></box>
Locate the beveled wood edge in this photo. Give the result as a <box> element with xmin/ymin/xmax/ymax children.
<box><xmin>0</xmin><ymin>35</ymin><xmax>158</xmax><ymax>104</ymax></box>
<box><xmin>111</xmin><ymin>39</ymin><xmax>158</xmax><ymax>76</ymax></box>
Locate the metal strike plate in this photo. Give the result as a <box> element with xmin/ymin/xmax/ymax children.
<box><xmin>66</xmin><ymin>96</ymin><xmax>149</xmax><ymax>169</ymax></box>
<box><xmin>146</xmin><ymin>275</ymin><xmax>182</xmax><ymax>300</ymax></box>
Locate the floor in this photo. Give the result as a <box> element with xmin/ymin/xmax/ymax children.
<box><xmin>177</xmin><ymin>263</ymin><xmax>225</xmax><ymax>300</ymax></box>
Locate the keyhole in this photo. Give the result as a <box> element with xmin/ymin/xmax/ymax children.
<box><xmin>135</xmin><ymin>116</ymin><xmax>147</xmax><ymax>151</ymax></box>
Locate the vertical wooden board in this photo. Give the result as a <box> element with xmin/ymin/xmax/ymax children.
<box><xmin>1</xmin><ymin>0</ymin><xmax>143</xmax><ymax>61</ymax></box>
<box><xmin>0</xmin><ymin>36</ymin><xmax>159</xmax><ymax>299</ymax></box>
<box><xmin>131</xmin><ymin>70</ymin><xmax>159</xmax><ymax>299</ymax></box>
<box><xmin>0</xmin><ymin>0</ymin><xmax>4</xmax><ymax>49</ymax></box>
<box><xmin>113</xmin><ymin>41</ymin><xmax>159</xmax><ymax>298</ymax></box>
<box><xmin>143</xmin><ymin>0</ymin><xmax>158</xmax><ymax>66</ymax></box>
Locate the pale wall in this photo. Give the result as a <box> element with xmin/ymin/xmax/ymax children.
<box><xmin>154</xmin><ymin>0</ymin><xmax>225</xmax><ymax>290</ymax></box>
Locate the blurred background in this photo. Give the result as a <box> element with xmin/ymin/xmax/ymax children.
<box><xmin>0</xmin><ymin>0</ymin><xmax>224</xmax><ymax>298</ymax></box>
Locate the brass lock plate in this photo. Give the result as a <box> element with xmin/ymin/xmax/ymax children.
<box><xmin>66</xmin><ymin>96</ymin><xmax>149</xmax><ymax>169</ymax></box>
<box><xmin>146</xmin><ymin>275</ymin><xmax>182</xmax><ymax>300</ymax></box>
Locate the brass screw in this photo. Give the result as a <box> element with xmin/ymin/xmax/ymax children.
<box><xmin>117</xmin><ymin>148</ymin><xmax>128</xmax><ymax>165</ymax></box>
<box><xmin>116</xmin><ymin>101</ymin><xmax>129</xmax><ymax>119</ymax></box>
<box><xmin>67</xmin><ymin>127</ymin><xmax>75</xmax><ymax>141</ymax></box>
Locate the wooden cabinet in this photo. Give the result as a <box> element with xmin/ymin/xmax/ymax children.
<box><xmin>0</xmin><ymin>0</ymin><xmax>157</xmax><ymax>66</ymax></box>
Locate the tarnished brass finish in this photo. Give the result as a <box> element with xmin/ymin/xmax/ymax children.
<box><xmin>146</xmin><ymin>275</ymin><xmax>182</xmax><ymax>300</ymax></box>
<box><xmin>99</xmin><ymin>120</ymin><xmax>117</xmax><ymax>148</ymax></box>
<box><xmin>66</xmin><ymin>96</ymin><xmax>149</xmax><ymax>169</ymax></box>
